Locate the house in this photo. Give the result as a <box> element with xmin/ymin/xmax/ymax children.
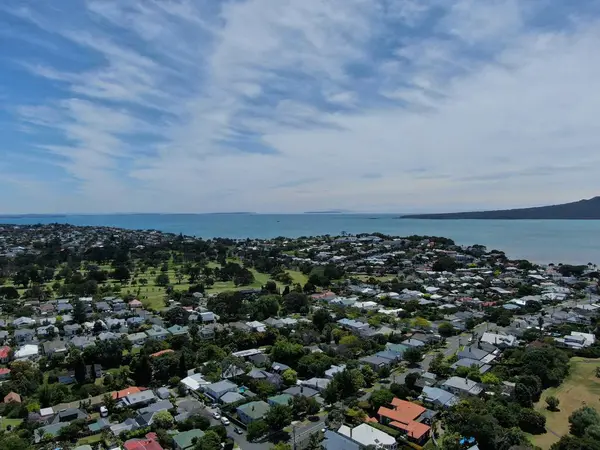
<box><xmin>55</xmin><ymin>408</ymin><xmax>88</xmax><ymax>423</ymax></box>
<box><xmin>173</xmin><ymin>429</ymin><xmax>205</xmax><ymax>450</ymax></box>
<box><xmin>139</xmin><ymin>400</ymin><xmax>173</xmax><ymax>415</ymax></box>
<box><xmin>129</xmin><ymin>299</ymin><xmax>143</xmax><ymax>309</ymax></box>
<box><xmin>457</xmin><ymin>346</ymin><xmax>491</xmax><ymax>362</ymax></box>
<box><xmin>271</xmin><ymin>362</ymin><xmax>291</xmax><ymax>374</ymax></box>
<box><xmin>403</xmin><ymin>339</ymin><xmax>426</xmax><ymax>349</ymax></box>
<box><xmin>128</xmin><ymin>332</ymin><xmax>148</xmax><ymax>346</ymax></box>
<box><xmin>377</xmin><ymin>398</ymin><xmax>431</xmax><ymax>444</ymax></box>
<box><xmin>418</xmin><ymin>387</ymin><xmax>459</xmax><ymax>409</ymax></box>
<box><xmin>245</xmin><ymin>321</ymin><xmax>267</xmax><ymax>332</ymax></box>
<box><xmin>451</xmin><ymin>358</ymin><xmax>491</xmax><ymax>374</ymax></box>
<box><xmin>70</xmin><ymin>336</ymin><xmax>95</xmax><ymax>350</ymax></box>
<box><xmin>156</xmin><ymin>387</ymin><xmax>170</xmax><ymax>400</ymax></box>
<box><xmin>124</xmin><ymin>432</ymin><xmax>163</xmax><ymax>450</ymax></box>
<box><xmin>94</xmin><ymin>302</ymin><xmax>111</xmax><ymax>312</ymax></box>
<box><xmin>375</xmin><ymin>350</ymin><xmax>403</xmax><ymax>363</ymax></box>
<box><xmin>0</xmin><ymin>368</ymin><xmax>10</xmax><ymax>380</ymax></box>
<box><xmin>180</xmin><ymin>374</ymin><xmax>210</xmax><ymax>392</ymax></box>
<box><xmin>337</xmin><ymin>318</ymin><xmax>369</xmax><ymax>332</ymax></box>
<box><xmin>325</xmin><ymin>423</ymin><xmax>397</xmax><ymax>450</ymax></box>
<box><xmin>220</xmin><ymin>391</ymin><xmax>246</xmax><ymax>404</ymax></box>
<box><xmin>34</xmin><ymin>423</ymin><xmax>68</xmax><ymax>443</ymax></box>
<box><xmin>283</xmin><ymin>385</ymin><xmax>319</xmax><ymax>398</ymax></box>
<box><xmin>14</xmin><ymin>329</ymin><xmax>36</xmax><ymax>344</ymax></box>
<box><xmin>14</xmin><ymin>344</ymin><xmax>39</xmax><ymax>360</ymax></box>
<box><xmin>98</xmin><ymin>332</ymin><xmax>121</xmax><ymax>341</ymax></box>
<box><xmin>236</xmin><ymin>400</ymin><xmax>270</xmax><ymax>424</ymax></box>
<box><xmin>121</xmin><ymin>390</ymin><xmax>157</xmax><ymax>408</ymax></box>
<box><xmin>0</xmin><ymin>345</ymin><xmax>11</xmax><ymax>363</ymax></box>
<box><xmin>0</xmin><ymin>331</ymin><xmax>9</xmax><ymax>343</ymax></box>
<box><xmin>13</xmin><ymin>317</ymin><xmax>36</xmax><ymax>328</ymax></box>
<box><xmin>63</xmin><ymin>324</ymin><xmax>81</xmax><ymax>336</ymax></box>
<box><xmin>113</xmin><ymin>386</ymin><xmax>146</xmax><ymax>400</ymax></box>
<box><xmin>441</xmin><ymin>377</ymin><xmax>483</xmax><ymax>396</ymax></box>
<box><xmin>199</xmin><ymin>312</ymin><xmax>215</xmax><ymax>323</ymax></box>
<box><xmin>57</xmin><ymin>303</ymin><xmax>74</xmax><ymax>313</ymax></box>
<box><xmin>268</xmin><ymin>394</ymin><xmax>294</xmax><ymax>407</ymax></box>
<box><xmin>37</xmin><ymin>325</ymin><xmax>59</xmax><ymax>337</ymax></box>
<box><xmin>302</xmin><ymin>377</ymin><xmax>331</xmax><ymax>392</ymax></box>
<box><xmin>4</xmin><ymin>392</ymin><xmax>21</xmax><ymax>403</ymax></box>
<box><xmin>167</xmin><ymin>325</ymin><xmax>189</xmax><ymax>336</ymax></box>
<box><xmin>480</xmin><ymin>332</ymin><xmax>518</xmax><ymax>348</ymax></box>
<box><xmin>247</xmin><ymin>368</ymin><xmax>282</xmax><ymax>388</ymax></box>
<box><xmin>146</xmin><ymin>325</ymin><xmax>169</xmax><ymax>341</ymax></box>
<box><xmin>204</xmin><ymin>380</ymin><xmax>238</xmax><ymax>401</ymax></box>
<box><xmin>325</xmin><ymin>364</ymin><xmax>346</xmax><ymax>379</ymax></box>
<box><xmin>248</xmin><ymin>353</ymin><xmax>270</xmax><ymax>367</ymax></box>
<box><xmin>360</xmin><ymin>355</ymin><xmax>393</xmax><ymax>371</ymax></box>
<box><xmin>42</xmin><ymin>340</ymin><xmax>68</xmax><ymax>357</ymax></box>
<box><xmin>128</xmin><ymin>317</ymin><xmax>145</xmax><ymax>328</ymax></box>
<box><xmin>555</xmin><ymin>331</ymin><xmax>596</xmax><ymax>349</ymax></box>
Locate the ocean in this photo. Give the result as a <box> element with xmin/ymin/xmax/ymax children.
<box><xmin>1</xmin><ymin>214</ymin><xmax>599</xmax><ymax>265</ymax></box>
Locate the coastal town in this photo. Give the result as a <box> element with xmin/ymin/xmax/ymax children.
<box><xmin>0</xmin><ymin>224</ymin><xmax>599</xmax><ymax>450</ymax></box>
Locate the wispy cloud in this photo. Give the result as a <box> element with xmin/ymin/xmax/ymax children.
<box><xmin>1</xmin><ymin>0</ymin><xmax>600</xmax><ymax>213</ymax></box>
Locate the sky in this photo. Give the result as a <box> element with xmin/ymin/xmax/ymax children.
<box><xmin>1</xmin><ymin>0</ymin><xmax>600</xmax><ymax>214</ymax></box>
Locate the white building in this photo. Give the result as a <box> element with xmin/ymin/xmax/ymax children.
<box><xmin>324</xmin><ymin>424</ymin><xmax>397</xmax><ymax>450</ymax></box>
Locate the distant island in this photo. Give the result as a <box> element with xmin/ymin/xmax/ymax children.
<box><xmin>401</xmin><ymin>196</ymin><xmax>600</xmax><ymax>220</ymax></box>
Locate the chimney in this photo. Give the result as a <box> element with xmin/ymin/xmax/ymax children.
<box><xmin>350</xmin><ymin>427</ymin><xmax>353</xmax><ymax>438</ymax></box>
<box><xmin>301</xmin><ymin>386</ymin><xmax>304</xmax><ymax>394</ymax></box>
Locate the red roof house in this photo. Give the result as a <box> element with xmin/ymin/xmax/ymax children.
<box><xmin>4</xmin><ymin>392</ymin><xmax>21</xmax><ymax>403</ymax></box>
<box><xmin>124</xmin><ymin>432</ymin><xmax>163</xmax><ymax>450</ymax></box>
<box><xmin>0</xmin><ymin>346</ymin><xmax>12</xmax><ymax>363</ymax></box>
<box><xmin>112</xmin><ymin>386</ymin><xmax>146</xmax><ymax>400</ymax></box>
<box><xmin>378</xmin><ymin>398</ymin><xmax>431</xmax><ymax>443</ymax></box>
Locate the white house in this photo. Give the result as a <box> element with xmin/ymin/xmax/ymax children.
<box><xmin>325</xmin><ymin>424</ymin><xmax>397</xmax><ymax>450</ymax></box>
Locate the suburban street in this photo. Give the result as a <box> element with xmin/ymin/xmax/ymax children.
<box><xmin>200</xmin><ymin>404</ymin><xmax>266</xmax><ymax>450</ymax></box>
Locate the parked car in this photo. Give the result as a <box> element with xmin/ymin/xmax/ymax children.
<box><xmin>221</xmin><ymin>417</ymin><xmax>230</xmax><ymax>426</ymax></box>
<box><xmin>234</xmin><ymin>427</ymin><xmax>243</xmax><ymax>435</ymax></box>
<box><xmin>213</xmin><ymin>412</ymin><xmax>221</xmax><ymax>420</ymax></box>
<box><xmin>100</xmin><ymin>406</ymin><xmax>108</xmax><ymax>418</ymax></box>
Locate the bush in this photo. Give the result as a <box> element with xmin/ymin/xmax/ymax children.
<box><xmin>546</xmin><ymin>396</ymin><xmax>560</xmax><ymax>411</ymax></box>
<box><xmin>519</xmin><ymin>409</ymin><xmax>546</xmax><ymax>434</ymax></box>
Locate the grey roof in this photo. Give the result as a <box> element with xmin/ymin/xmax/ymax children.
<box><xmin>359</xmin><ymin>355</ymin><xmax>392</xmax><ymax>367</ymax></box>
<box><xmin>139</xmin><ymin>400</ymin><xmax>173</xmax><ymax>415</ymax></box>
<box><xmin>220</xmin><ymin>391</ymin><xmax>246</xmax><ymax>404</ymax></box>
<box><xmin>283</xmin><ymin>386</ymin><xmax>319</xmax><ymax>397</ymax></box>
<box><xmin>457</xmin><ymin>346</ymin><xmax>489</xmax><ymax>361</ymax></box>
<box><xmin>442</xmin><ymin>376</ymin><xmax>483</xmax><ymax>394</ymax></box>
<box><xmin>205</xmin><ymin>380</ymin><xmax>238</xmax><ymax>396</ymax></box>
<box><xmin>451</xmin><ymin>358</ymin><xmax>491</xmax><ymax>374</ymax></box>
<box><xmin>123</xmin><ymin>390</ymin><xmax>156</xmax><ymax>406</ymax></box>
<box><xmin>237</xmin><ymin>400</ymin><xmax>270</xmax><ymax>419</ymax></box>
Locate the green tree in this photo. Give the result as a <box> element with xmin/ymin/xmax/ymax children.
<box><xmin>570</xmin><ymin>406</ymin><xmax>600</xmax><ymax>437</ymax></box>
<box><xmin>403</xmin><ymin>347</ymin><xmax>422</xmax><ymax>365</ymax></box>
<box><xmin>370</xmin><ymin>388</ymin><xmax>394</xmax><ymax>411</ymax></box>
<box><xmin>247</xmin><ymin>420</ymin><xmax>269</xmax><ymax>442</ymax></box>
<box><xmin>282</xmin><ymin>369</ymin><xmax>298</xmax><ymax>386</ymax></box>
<box><xmin>312</xmin><ymin>309</ymin><xmax>333</xmax><ymax>332</ymax></box>
<box><xmin>153</xmin><ymin>410</ymin><xmax>174</xmax><ymax>429</ymax></box>
<box><xmin>519</xmin><ymin>409</ymin><xmax>546</xmax><ymax>434</ymax></box>
<box><xmin>438</xmin><ymin>322</ymin><xmax>455</xmax><ymax>337</ymax></box>
<box><xmin>265</xmin><ymin>404</ymin><xmax>293</xmax><ymax>432</ymax></box>
<box><xmin>155</xmin><ymin>273</ymin><xmax>170</xmax><ymax>286</ymax></box>
<box><xmin>546</xmin><ymin>396</ymin><xmax>560</xmax><ymax>411</ymax></box>
<box><xmin>194</xmin><ymin>430</ymin><xmax>222</xmax><ymax>450</ymax></box>
<box><xmin>272</xmin><ymin>444</ymin><xmax>292</xmax><ymax>450</ymax></box>
<box><xmin>72</xmin><ymin>298</ymin><xmax>87</xmax><ymax>324</ymax></box>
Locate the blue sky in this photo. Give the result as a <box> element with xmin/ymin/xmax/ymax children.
<box><xmin>2</xmin><ymin>0</ymin><xmax>600</xmax><ymax>213</ymax></box>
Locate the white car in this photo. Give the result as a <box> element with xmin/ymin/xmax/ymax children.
<box><xmin>213</xmin><ymin>412</ymin><xmax>221</xmax><ymax>420</ymax></box>
<box><xmin>221</xmin><ymin>417</ymin><xmax>230</xmax><ymax>426</ymax></box>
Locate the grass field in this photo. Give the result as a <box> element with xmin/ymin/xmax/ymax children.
<box><xmin>0</xmin><ymin>418</ymin><xmax>23</xmax><ymax>430</ymax></box>
<box><xmin>76</xmin><ymin>434</ymin><xmax>104</xmax><ymax>445</ymax></box>
<box><xmin>531</xmin><ymin>357</ymin><xmax>600</xmax><ymax>449</ymax></box>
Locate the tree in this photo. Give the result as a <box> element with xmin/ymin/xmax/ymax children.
<box><xmin>155</xmin><ymin>273</ymin><xmax>170</xmax><ymax>286</ymax></box>
<box><xmin>282</xmin><ymin>369</ymin><xmax>298</xmax><ymax>386</ymax></box>
<box><xmin>361</xmin><ymin>365</ymin><xmax>377</xmax><ymax>386</ymax></box>
<box><xmin>519</xmin><ymin>409</ymin><xmax>546</xmax><ymax>434</ymax></box>
<box><xmin>429</xmin><ymin>352</ymin><xmax>451</xmax><ymax>378</ymax></box>
<box><xmin>438</xmin><ymin>322</ymin><xmax>455</xmax><ymax>337</ymax></box>
<box><xmin>283</xmin><ymin>292</ymin><xmax>309</xmax><ymax>314</ymax></box>
<box><xmin>131</xmin><ymin>353</ymin><xmax>153</xmax><ymax>386</ymax></box>
<box><xmin>432</xmin><ymin>256</ymin><xmax>459</xmax><ymax>272</ymax></box>
<box><xmin>265</xmin><ymin>404</ymin><xmax>293</xmax><ymax>432</ymax></box>
<box><xmin>272</xmin><ymin>444</ymin><xmax>292</xmax><ymax>450</ymax></box>
<box><xmin>546</xmin><ymin>396</ymin><xmax>560</xmax><ymax>411</ymax></box>
<box><xmin>111</xmin><ymin>265</ymin><xmax>131</xmax><ymax>283</ymax></box>
<box><xmin>271</xmin><ymin>339</ymin><xmax>305</xmax><ymax>366</ymax></box>
<box><xmin>403</xmin><ymin>347</ymin><xmax>422</xmax><ymax>365</ymax></box>
<box><xmin>194</xmin><ymin>430</ymin><xmax>222</xmax><ymax>450</ymax></box>
<box><xmin>164</xmin><ymin>306</ymin><xmax>190</xmax><ymax>326</ymax></box>
<box><xmin>153</xmin><ymin>410</ymin><xmax>175</xmax><ymax>429</ymax></box>
<box><xmin>570</xmin><ymin>406</ymin><xmax>600</xmax><ymax>437</ymax></box>
<box><xmin>370</xmin><ymin>388</ymin><xmax>394</xmax><ymax>411</ymax></box>
<box><xmin>312</xmin><ymin>309</ymin><xmax>333</xmax><ymax>332</ymax></box>
<box><xmin>72</xmin><ymin>298</ymin><xmax>87</xmax><ymax>324</ymax></box>
<box><xmin>247</xmin><ymin>420</ymin><xmax>269</xmax><ymax>442</ymax></box>
<box><xmin>405</xmin><ymin>372</ymin><xmax>420</xmax><ymax>390</ymax></box>
<box><xmin>412</xmin><ymin>316</ymin><xmax>430</xmax><ymax>329</ymax></box>
<box><xmin>306</xmin><ymin>397</ymin><xmax>320</xmax><ymax>415</ymax></box>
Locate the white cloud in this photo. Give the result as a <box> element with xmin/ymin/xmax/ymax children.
<box><xmin>3</xmin><ymin>0</ymin><xmax>600</xmax><ymax>213</ymax></box>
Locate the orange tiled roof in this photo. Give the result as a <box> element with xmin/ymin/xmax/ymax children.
<box><xmin>112</xmin><ymin>386</ymin><xmax>146</xmax><ymax>400</ymax></box>
<box><xmin>150</xmin><ymin>349</ymin><xmax>174</xmax><ymax>358</ymax></box>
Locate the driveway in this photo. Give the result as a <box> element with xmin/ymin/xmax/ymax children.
<box><xmin>290</xmin><ymin>419</ymin><xmax>326</xmax><ymax>449</ymax></box>
<box><xmin>200</xmin><ymin>405</ymin><xmax>268</xmax><ymax>450</ymax></box>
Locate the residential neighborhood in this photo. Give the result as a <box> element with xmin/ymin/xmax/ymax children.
<box><xmin>0</xmin><ymin>224</ymin><xmax>599</xmax><ymax>450</ymax></box>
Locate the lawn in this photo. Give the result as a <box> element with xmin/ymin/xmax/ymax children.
<box><xmin>76</xmin><ymin>434</ymin><xmax>104</xmax><ymax>445</ymax></box>
<box><xmin>531</xmin><ymin>357</ymin><xmax>600</xmax><ymax>449</ymax></box>
<box><xmin>0</xmin><ymin>418</ymin><xmax>23</xmax><ymax>430</ymax></box>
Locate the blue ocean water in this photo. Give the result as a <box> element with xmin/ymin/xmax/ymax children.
<box><xmin>1</xmin><ymin>214</ymin><xmax>599</xmax><ymax>264</ymax></box>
